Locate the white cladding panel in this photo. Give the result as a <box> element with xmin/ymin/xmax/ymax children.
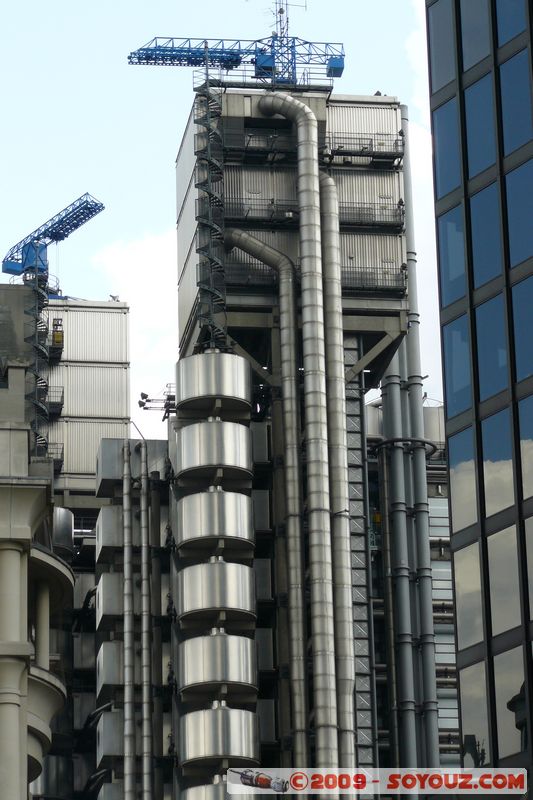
<box><xmin>178</xmin><ymin>174</ymin><xmax>197</xmax><ymax>281</ymax></box>
<box><xmin>340</xmin><ymin>233</ymin><xmax>404</xmax><ymax>267</ymax></box>
<box><xmin>225</xmin><ymin>165</ymin><xmax>297</xmax><ymax>201</ymax></box>
<box><xmin>331</xmin><ymin>169</ymin><xmax>402</xmax><ymax>206</ymax></box>
<box><xmin>46</xmin><ymin>365</ymin><xmax>128</xmax><ymax>418</ymax></box>
<box><xmin>48</xmin><ymin>303</ymin><xmax>129</xmax><ymax>363</ymax></box>
<box><xmin>176</xmin><ymin>109</ymin><xmax>197</xmax><ymax>215</ymax></box>
<box><xmin>327</xmin><ymin>102</ymin><xmax>401</xmax><ymax>136</ymax></box>
<box><xmin>178</xmin><ymin>243</ymin><xmax>200</xmax><ymax>345</ymax></box>
<box><xmin>45</xmin><ymin>419</ymin><xmax>129</xmax><ymax>474</ymax></box>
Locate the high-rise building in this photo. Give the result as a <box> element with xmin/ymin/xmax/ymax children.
<box><xmin>425</xmin><ymin>0</ymin><xmax>533</xmax><ymax>769</ymax></box>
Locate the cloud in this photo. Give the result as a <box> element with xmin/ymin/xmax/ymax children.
<box><xmin>91</xmin><ymin>228</ymin><xmax>178</xmax><ymax>440</ymax></box>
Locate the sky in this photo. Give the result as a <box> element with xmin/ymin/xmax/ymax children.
<box><xmin>0</xmin><ymin>0</ymin><xmax>441</xmax><ymax>439</ymax></box>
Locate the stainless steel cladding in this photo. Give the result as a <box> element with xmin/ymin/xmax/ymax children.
<box><xmin>326</xmin><ymin>100</ymin><xmax>401</xmax><ymax>136</ymax></box>
<box><xmin>177</xmin><ymin>631</ymin><xmax>257</xmax><ymax>695</ymax></box>
<box><xmin>331</xmin><ymin>168</ymin><xmax>401</xmax><ymax>207</ymax></box>
<box><xmin>176</xmin><ymin>490</ymin><xmax>254</xmax><ymax>552</ymax></box>
<box><xmin>225</xmin><ymin>165</ymin><xmax>297</xmax><ymax>203</ymax></box>
<box><xmin>423</xmin><ymin>405</ymin><xmax>445</xmax><ymax>447</ymax></box>
<box><xmin>175</xmin><ymin>353</ymin><xmax>251</xmax><ymax>413</ymax></box>
<box><xmin>45</xmin><ymin>364</ymin><xmax>129</xmax><ymax>418</ymax></box>
<box><xmin>96</xmin><ymin>505</ymin><xmax>141</xmax><ymax>562</ymax></box>
<box><xmin>52</xmin><ymin>507</ymin><xmax>74</xmax><ymax>557</ymax></box>
<box><xmin>176</xmin><ymin>559</ymin><xmax>256</xmax><ymax>626</ymax></box>
<box><xmin>47</xmin><ymin>300</ymin><xmax>129</xmax><ymax>363</ymax></box>
<box><xmin>179</xmin><ymin>704</ymin><xmax>259</xmax><ymax>765</ymax></box>
<box><xmin>174</xmin><ymin>420</ymin><xmax>252</xmax><ymax>481</ymax></box>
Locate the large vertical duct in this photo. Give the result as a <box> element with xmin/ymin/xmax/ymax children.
<box><xmin>150</xmin><ymin>474</ymin><xmax>164</xmax><ymax>800</ymax></box>
<box><xmin>122</xmin><ymin>441</ymin><xmax>135</xmax><ymax>799</ymax></box>
<box><xmin>400</xmin><ymin>105</ymin><xmax>440</xmax><ymax>767</ymax></box>
<box><xmin>258</xmin><ymin>92</ymin><xmax>338</xmax><ymax>767</ymax></box>
<box><xmin>381</xmin><ymin>357</ymin><xmax>417</xmax><ymax>766</ymax></box>
<box><xmin>318</xmin><ymin>174</ymin><xmax>356</xmax><ymax>769</ymax></box>
<box><xmin>224</xmin><ymin>228</ymin><xmax>309</xmax><ymax>765</ymax></box>
<box><xmin>139</xmin><ymin>441</ymin><xmax>153</xmax><ymax>798</ymax></box>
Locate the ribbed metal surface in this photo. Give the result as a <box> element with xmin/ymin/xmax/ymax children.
<box><xmin>47</xmin><ymin>302</ymin><xmax>129</xmax><ymax>363</ymax></box>
<box><xmin>44</xmin><ymin>364</ymin><xmax>128</xmax><ymax>417</ymax></box>
<box><xmin>174</xmin><ymin>420</ymin><xmax>252</xmax><ymax>480</ymax></box>
<box><xmin>225</xmin><ymin>164</ymin><xmax>297</xmax><ymax>203</ymax></box>
<box><xmin>331</xmin><ymin>168</ymin><xmax>401</xmax><ymax>206</ymax></box>
<box><xmin>339</xmin><ymin>232</ymin><xmax>404</xmax><ymax>266</ymax></box>
<box><xmin>176</xmin><ymin>109</ymin><xmax>198</xmax><ymax>215</ymax></box>
<box><xmin>176</xmin><ymin>560</ymin><xmax>256</xmax><ymax>623</ymax></box>
<box><xmin>53</xmin><ymin>507</ymin><xmax>74</xmax><ymax>556</ymax></box>
<box><xmin>176</xmin><ymin>353</ymin><xmax>251</xmax><ymax>412</ymax></box>
<box><xmin>44</xmin><ymin>420</ymin><xmax>129</xmax><ymax>474</ymax></box>
<box><xmin>423</xmin><ymin>405</ymin><xmax>445</xmax><ymax>446</ymax></box>
<box><xmin>176</xmin><ymin>490</ymin><xmax>254</xmax><ymax>550</ymax></box>
<box><xmin>179</xmin><ymin>705</ymin><xmax>259</xmax><ymax>765</ymax></box>
<box><xmin>177</xmin><ymin>631</ymin><xmax>257</xmax><ymax>693</ymax></box>
<box><xmin>178</xmin><ymin>176</ymin><xmax>198</xmax><ymax>279</ymax></box>
<box><xmin>327</xmin><ymin>101</ymin><xmax>401</xmax><ymax>136</ymax></box>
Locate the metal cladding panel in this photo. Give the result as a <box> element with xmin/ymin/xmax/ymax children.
<box><xmin>340</xmin><ymin>232</ymin><xmax>404</xmax><ymax>267</ymax></box>
<box><xmin>176</xmin><ymin>108</ymin><xmax>197</xmax><ymax>215</ymax></box>
<box><xmin>226</xmin><ymin>229</ymin><xmax>298</xmax><ymax>263</ymax></box>
<box><xmin>178</xmin><ymin>175</ymin><xmax>197</xmax><ymax>280</ymax></box>
<box><xmin>176</xmin><ymin>352</ymin><xmax>251</xmax><ymax>411</ymax></box>
<box><xmin>423</xmin><ymin>405</ymin><xmax>445</xmax><ymax>447</ymax></box>
<box><xmin>429</xmin><ymin>497</ymin><xmax>450</xmax><ymax>540</ymax></box>
<box><xmin>225</xmin><ymin>165</ymin><xmax>297</xmax><ymax>201</ymax></box>
<box><xmin>45</xmin><ymin>420</ymin><xmax>129</xmax><ymax>475</ymax></box>
<box><xmin>29</xmin><ymin>754</ymin><xmax>72</xmax><ymax>798</ymax></box>
<box><xmin>96</xmin><ymin>572</ymin><xmax>141</xmax><ymax>628</ymax></box>
<box><xmin>176</xmin><ymin>560</ymin><xmax>256</xmax><ymax>620</ymax></box>
<box><xmin>47</xmin><ymin>304</ymin><xmax>129</xmax><ymax>363</ymax></box>
<box><xmin>53</xmin><ymin>507</ymin><xmax>74</xmax><ymax>556</ymax></box>
<box><xmin>331</xmin><ymin>168</ymin><xmax>401</xmax><ymax>206</ymax></box>
<box><xmin>431</xmin><ymin>560</ymin><xmax>453</xmax><ymax>602</ymax></box>
<box><xmin>96</xmin><ymin>505</ymin><xmax>141</xmax><ymax>561</ymax></box>
<box><xmin>178</xmin><ymin>243</ymin><xmax>200</xmax><ymax>345</ymax></box>
<box><xmin>73</xmin><ymin>573</ymin><xmax>95</xmax><ymax>609</ymax></box>
<box><xmin>177</xmin><ymin>632</ymin><xmax>257</xmax><ymax>692</ymax></box>
<box><xmin>176</xmin><ymin>490</ymin><xmax>254</xmax><ymax>549</ymax></box>
<box><xmin>327</xmin><ymin>101</ymin><xmax>401</xmax><ymax>136</ymax></box>
<box><xmin>73</xmin><ymin>633</ymin><xmax>95</xmax><ymax>670</ymax></box>
<box><xmin>179</xmin><ymin>706</ymin><xmax>259</xmax><ymax>764</ymax></box>
<box><xmin>175</xmin><ymin>420</ymin><xmax>252</xmax><ymax>478</ymax></box>
<box><xmin>46</xmin><ymin>364</ymin><xmax>128</xmax><ymax>418</ymax></box>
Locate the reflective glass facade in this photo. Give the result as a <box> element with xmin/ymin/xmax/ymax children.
<box><xmin>426</xmin><ymin>0</ymin><xmax>533</xmax><ymax>768</ymax></box>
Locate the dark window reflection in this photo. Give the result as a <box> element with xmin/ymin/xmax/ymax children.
<box><xmin>488</xmin><ymin>526</ymin><xmax>521</xmax><ymax>636</ymax></box>
<box><xmin>475</xmin><ymin>295</ymin><xmax>508</xmax><ymax>401</ymax></box>
<box><xmin>493</xmin><ymin>646</ymin><xmax>526</xmax><ymax>759</ymax></box>
<box><xmin>465</xmin><ymin>75</ymin><xmax>497</xmax><ymax>178</ymax></box>
<box><xmin>512</xmin><ymin>275</ymin><xmax>533</xmax><ymax>381</ymax></box>
<box><xmin>470</xmin><ymin>183</ymin><xmax>503</xmax><ymax>288</ymax></box>
<box><xmin>460</xmin><ymin>0</ymin><xmax>491</xmax><ymax>71</ymax></box>
<box><xmin>501</xmin><ymin>50</ymin><xmax>533</xmax><ymax>156</ymax></box>
<box><xmin>460</xmin><ymin>661</ymin><xmax>490</xmax><ymax>766</ymax></box>
<box><xmin>438</xmin><ymin>205</ymin><xmax>466</xmax><ymax>307</ymax></box>
<box><xmin>454</xmin><ymin>542</ymin><xmax>483</xmax><ymax>649</ymax></box>
<box><xmin>519</xmin><ymin>396</ymin><xmax>533</xmax><ymax>499</ymax></box>
<box><xmin>429</xmin><ymin>0</ymin><xmax>456</xmax><ymax>92</ymax></box>
<box><xmin>443</xmin><ymin>315</ymin><xmax>472</xmax><ymax>418</ymax></box>
<box><xmin>496</xmin><ymin>0</ymin><xmax>527</xmax><ymax>46</ymax></box>
<box><xmin>506</xmin><ymin>159</ymin><xmax>533</xmax><ymax>267</ymax></box>
<box><xmin>481</xmin><ymin>408</ymin><xmax>514</xmax><ymax>517</ymax></box>
<box><xmin>433</xmin><ymin>98</ymin><xmax>461</xmax><ymax>199</ymax></box>
<box><xmin>448</xmin><ymin>427</ymin><xmax>478</xmax><ymax>532</ymax></box>
<box><xmin>525</xmin><ymin>518</ymin><xmax>533</xmax><ymax>619</ymax></box>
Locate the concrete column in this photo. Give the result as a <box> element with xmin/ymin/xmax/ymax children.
<box><xmin>0</xmin><ymin>543</ymin><xmax>23</xmax><ymax>641</ymax></box>
<box><xmin>35</xmin><ymin>582</ymin><xmax>50</xmax><ymax>670</ymax></box>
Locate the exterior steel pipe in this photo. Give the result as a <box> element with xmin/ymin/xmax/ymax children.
<box><xmin>381</xmin><ymin>357</ymin><xmax>417</xmax><ymax>766</ymax></box>
<box><xmin>140</xmin><ymin>442</ymin><xmax>153</xmax><ymax>798</ymax></box>
<box><xmin>224</xmin><ymin>227</ymin><xmax>309</xmax><ymax>765</ymax></box>
<box><xmin>259</xmin><ymin>92</ymin><xmax>338</xmax><ymax>767</ymax></box>
<box><xmin>400</xmin><ymin>105</ymin><xmax>440</xmax><ymax>767</ymax></box>
<box><xmin>150</xmin><ymin>473</ymin><xmax>164</xmax><ymax>800</ymax></box>
<box><xmin>122</xmin><ymin>440</ymin><xmax>135</xmax><ymax>799</ymax></box>
<box><xmin>319</xmin><ymin>173</ymin><xmax>356</xmax><ymax>768</ymax></box>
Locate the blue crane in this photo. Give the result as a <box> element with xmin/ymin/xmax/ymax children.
<box><xmin>2</xmin><ymin>192</ymin><xmax>105</xmax><ymax>276</ymax></box>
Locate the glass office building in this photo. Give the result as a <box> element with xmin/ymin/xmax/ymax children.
<box><xmin>426</xmin><ymin>0</ymin><xmax>533</xmax><ymax>769</ymax></box>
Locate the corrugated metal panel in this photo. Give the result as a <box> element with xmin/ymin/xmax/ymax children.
<box><xmin>176</xmin><ymin>109</ymin><xmax>197</xmax><ymax>215</ymax></box>
<box><xmin>431</xmin><ymin>560</ymin><xmax>453</xmax><ymax>602</ymax></box>
<box><xmin>331</xmin><ymin>169</ymin><xmax>401</xmax><ymax>206</ymax></box>
<box><xmin>178</xmin><ymin>176</ymin><xmax>197</xmax><ymax>279</ymax></box>
<box><xmin>225</xmin><ymin>165</ymin><xmax>297</xmax><ymax>201</ymax></box>
<box><xmin>178</xmin><ymin>246</ymin><xmax>200</xmax><ymax>345</ymax></box>
<box><xmin>327</xmin><ymin>102</ymin><xmax>401</xmax><ymax>136</ymax></box>
<box><xmin>226</xmin><ymin>230</ymin><xmax>298</xmax><ymax>264</ymax></box>
<box><xmin>49</xmin><ymin>306</ymin><xmax>128</xmax><ymax>363</ymax></box>
<box><xmin>44</xmin><ymin>364</ymin><xmax>128</xmax><ymax>418</ymax></box>
<box><xmin>44</xmin><ymin>419</ymin><xmax>129</xmax><ymax>475</ymax></box>
<box><xmin>340</xmin><ymin>233</ymin><xmax>403</xmax><ymax>267</ymax></box>
<box><xmin>429</xmin><ymin>496</ymin><xmax>450</xmax><ymax>540</ymax></box>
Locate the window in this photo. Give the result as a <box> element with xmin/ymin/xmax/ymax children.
<box><xmin>482</xmin><ymin>408</ymin><xmax>515</xmax><ymax>517</ymax></box>
<box><xmin>506</xmin><ymin>159</ymin><xmax>533</xmax><ymax>267</ymax></box>
<box><xmin>438</xmin><ymin>205</ymin><xmax>466</xmax><ymax>307</ymax></box>
<box><xmin>459</xmin><ymin>662</ymin><xmax>490</xmax><ymax>767</ymax></box>
<box><xmin>519</xmin><ymin>396</ymin><xmax>533</xmax><ymax>499</ymax></box>
<box><xmin>433</xmin><ymin>98</ymin><xmax>461</xmax><ymax>199</ymax></box>
<box><xmin>454</xmin><ymin>542</ymin><xmax>484</xmax><ymax>649</ymax></box>
<box><xmin>525</xmin><ymin>517</ymin><xmax>533</xmax><ymax>618</ymax></box>
<box><xmin>428</xmin><ymin>0</ymin><xmax>456</xmax><ymax>92</ymax></box>
<box><xmin>512</xmin><ymin>275</ymin><xmax>533</xmax><ymax>381</ymax></box>
<box><xmin>500</xmin><ymin>50</ymin><xmax>533</xmax><ymax>156</ymax></box>
<box><xmin>460</xmin><ymin>0</ymin><xmax>491</xmax><ymax>71</ymax></box>
<box><xmin>488</xmin><ymin>526</ymin><xmax>521</xmax><ymax>636</ymax></box>
<box><xmin>465</xmin><ymin>75</ymin><xmax>497</xmax><ymax>178</ymax></box>
<box><xmin>475</xmin><ymin>295</ymin><xmax>508</xmax><ymax>401</ymax></box>
<box><xmin>496</xmin><ymin>0</ymin><xmax>527</xmax><ymax>46</ymax></box>
<box><xmin>470</xmin><ymin>183</ymin><xmax>503</xmax><ymax>288</ymax></box>
<box><xmin>448</xmin><ymin>427</ymin><xmax>478</xmax><ymax>532</ymax></box>
<box><xmin>443</xmin><ymin>314</ymin><xmax>472</xmax><ymax>418</ymax></box>
<box><xmin>493</xmin><ymin>646</ymin><xmax>526</xmax><ymax>759</ymax></box>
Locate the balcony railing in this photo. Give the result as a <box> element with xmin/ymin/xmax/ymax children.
<box><xmin>47</xmin><ymin>443</ymin><xmax>64</xmax><ymax>475</ymax></box>
<box><xmin>225</xmin><ymin>197</ymin><xmax>403</xmax><ymax>229</ymax></box>
<box><xmin>339</xmin><ymin>202</ymin><xmax>404</xmax><ymax>229</ymax></box>
<box><xmin>46</xmin><ymin>386</ymin><xmax>64</xmax><ymax>417</ymax></box>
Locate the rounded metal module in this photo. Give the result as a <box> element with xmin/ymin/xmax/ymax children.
<box><xmin>175</xmin><ymin>352</ymin><xmax>251</xmax><ymax>414</ymax></box>
<box><xmin>181</xmin><ymin>782</ymin><xmax>252</xmax><ymax>800</ymax></box>
<box><xmin>176</xmin><ymin>558</ymin><xmax>256</xmax><ymax>630</ymax></box>
<box><xmin>174</xmin><ymin>419</ymin><xmax>252</xmax><ymax>484</ymax></box>
<box><xmin>177</xmin><ymin>629</ymin><xmax>257</xmax><ymax>699</ymax></box>
<box><xmin>176</xmin><ymin>488</ymin><xmax>254</xmax><ymax>554</ymax></box>
<box><xmin>179</xmin><ymin>701</ymin><xmax>259</xmax><ymax>766</ymax></box>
